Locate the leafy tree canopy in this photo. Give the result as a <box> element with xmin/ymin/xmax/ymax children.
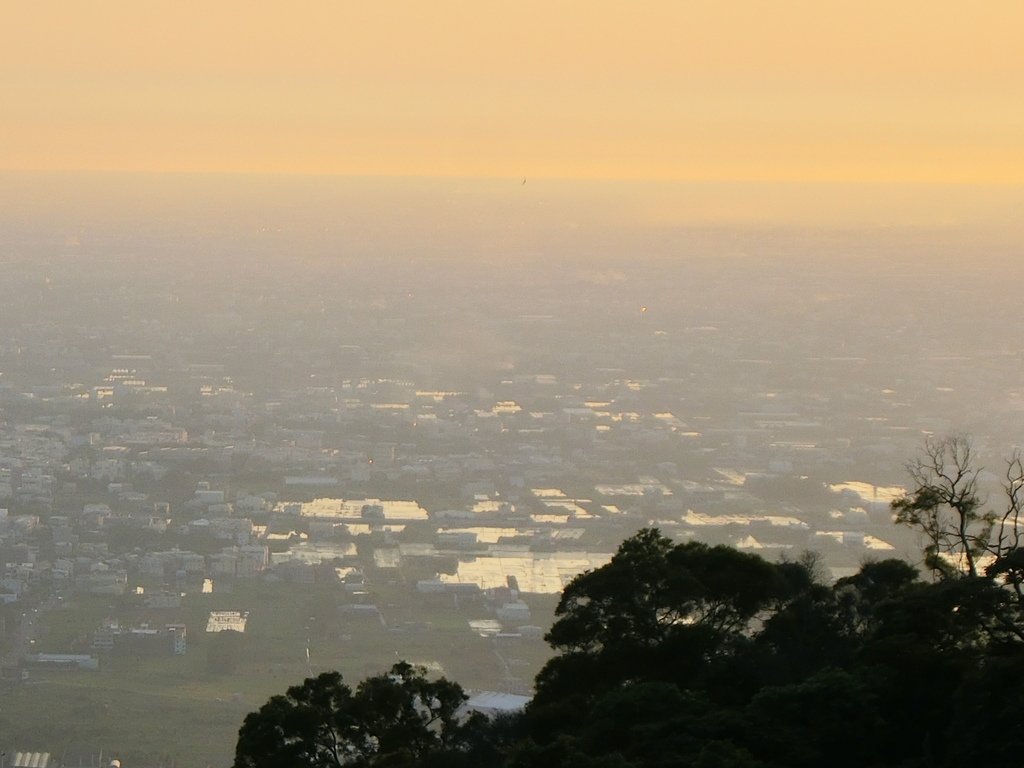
<box><xmin>237</xmin><ymin>437</ymin><xmax>1024</xmax><ymax>767</ymax></box>
<box><xmin>233</xmin><ymin>663</ymin><xmax>472</xmax><ymax>768</ymax></box>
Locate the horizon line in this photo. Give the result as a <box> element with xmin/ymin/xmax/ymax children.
<box><xmin>2</xmin><ymin>168</ymin><xmax>1023</xmax><ymax>189</ymax></box>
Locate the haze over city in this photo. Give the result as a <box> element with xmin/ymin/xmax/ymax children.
<box><xmin>1</xmin><ymin>3</ymin><xmax>1023</xmax><ymax>767</ymax></box>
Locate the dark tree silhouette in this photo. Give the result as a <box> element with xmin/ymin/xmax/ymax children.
<box><xmin>233</xmin><ymin>663</ymin><xmax>471</xmax><ymax>768</ymax></box>
<box><xmin>236</xmin><ymin>499</ymin><xmax>1024</xmax><ymax>768</ymax></box>
<box><xmin>893</xmin><ymin>434</ymin><xmax>1024</xmax><ymax>640</ymax></box>
<box><xmin>892</xmin><ymin>434</ymin><xmax>991</xmax><ymax>577</ymax></box>
<box><xmin>535</xmin><ymin>529</ymin><xmax>801</xmax><ymax>705</ymax></box>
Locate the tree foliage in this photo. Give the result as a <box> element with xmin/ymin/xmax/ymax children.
<box><xmin>892</xmin><ymin>434</ymin><xmax>1024</xmax><ymax>640</ymax></box>
<box><xmin>521</xmin><ymin>525</ymin><xmax>1024</xmax><ymax>767</ymax></box>
<box><xmin>891</xmin><ymin>434</ymin><xmax>992</xmax><ymax>577</ymax></box>
<box><xmin>535</xmin><ymin>530</ymin><xmax>801</xmax><ymax>708</ymax></box>
<box><xmin>233</xmin><ymin>663</ymin><xmax>471</xmax><ymax>768</ymax></box>
<box><xmin>238</xmin><ymin>436</ymin><xmax>1024</xmax><ymax>767</ymax></box>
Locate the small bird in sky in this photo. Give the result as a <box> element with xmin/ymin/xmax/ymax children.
<box><xmin>522</xmin><ymin>177</ymin><xmax>527</xmax><ymax>185</ymax></box>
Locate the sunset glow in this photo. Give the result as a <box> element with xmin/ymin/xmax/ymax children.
<box><xmin>3</xmin><ymin>1</ymin><xmax>1022</xmax><ymax>183</ymax></box>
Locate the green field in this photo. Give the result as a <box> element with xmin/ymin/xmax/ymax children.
<box><xmin>4</xmin><ymin>574</ymin><xmax>556</xmax><ymax>766</ymax></box>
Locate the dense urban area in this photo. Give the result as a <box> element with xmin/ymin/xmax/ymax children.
<box><xmin>2</xmin><ymin>189</ymin><xmax>1023</xmax><ymax>766</ymax></box>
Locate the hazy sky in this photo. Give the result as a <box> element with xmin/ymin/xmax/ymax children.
<box><xmin>3</xmin><ymin>1</ymin><xmax>1022</xmax><ymax>184</ymax></box>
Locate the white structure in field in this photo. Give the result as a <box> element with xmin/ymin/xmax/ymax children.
<box><xmin>207</xmin><ymin>610</ymin><xmax>248</xmax><ymax>633</ymax></box>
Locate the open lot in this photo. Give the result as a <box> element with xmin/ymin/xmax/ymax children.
<box><xmin>5</xmin><ymin>573</ymin><xmax>556</xmax><ymax>765</ymax></box>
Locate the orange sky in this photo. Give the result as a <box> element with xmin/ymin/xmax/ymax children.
<box><xmin>2</xmin><ymin>1</ymin><xmax>1022</xmax><ymax>183</ymax></box>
